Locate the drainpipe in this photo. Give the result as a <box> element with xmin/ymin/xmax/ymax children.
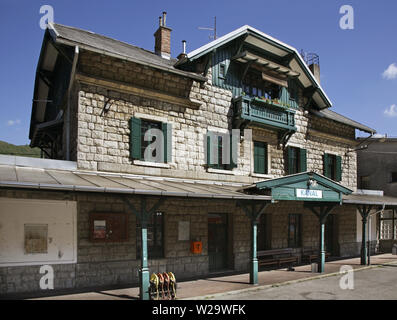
<box><xmin>66</xmin><ymin>46</ymin><xmax>79</xmax><ymax>161</ymax></box>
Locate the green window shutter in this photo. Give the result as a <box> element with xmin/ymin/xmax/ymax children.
<box><xmin>254</xmin><ymin>141</ymin><xmax>267</xmax><ymax>174</ymax></box>
<box><xmin>287</xmin><ymin>147</ymin><xmax>294</xmax><ymax>175</ymax></box>
<box><xmin>335</xmin><ymin>155</ymin><xmax>342</xmax><ymax>182</ymax></box>
<box><xmin>162</xmin><ymin>122</ymin><xmax>172</xmax><ymax>163</ymax></box>
<box><xmin>228</xmin><ymin>134</ymin><xmax>238</xmax><ymax>170</ymax></box>
<box><xmin>207</xmin><ymin>134</ymin><xmax>213</xmax><ymax>168</ymax></box>
<box><xmin>300</xmin><ymin>148</ymin><xmax>307</xmax><ymax>173</ymax></box>
<box><xmin>129</xmin><ymin>117</ymin><xmax>142</xmax><ymax>160</ymax></box>
<box><xmin>323</xmin><ymin>153</ymin><xmax>330</xmax><ymax>178</ymax></box>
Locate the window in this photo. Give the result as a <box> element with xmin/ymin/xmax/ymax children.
<box><xmin>137</xmin><ymin>212</ymin><xmax>164</xmax><ymax>259</ymax></box>
<box><xmin>289</xmin><ymin>79</ymin><xmax>299</xmax><ymax>102</ymax></box>
<box><xmin>288</xmin><ymin>214</ymin><xmax>302</xmax><ymax>248</ymax></box>
<box><xmin>206</xmin><ymin>132</ymin><xmax>237</xmax><ymax>171</ymax></box>
<box><xmin>286</xmin><ymin>147</ymin><xmax>307</xmax><ymax>175</ymax></box>
<box><xmin>141</xmin><ymin>119</ymin><xmax>162</xmax><ymax>160</ymax></box>
<box><xmin>242</xmin><ymin>69</ymin><xmax>280</xmax><ymax>99</ymax></box>
<box><xmin>380</xmin><ymin>210</ymin><xmax>397</xmax><ymax>240</ymax></box>
<box><xmin>219</xmin><ymin>64</ymin><xmax>226</xmax><ymax>79</ymax></box>
<box><xmin>324</xmin><ymin>153</ymin><xmax>342</xmax><ymax>182</ymax></box>
<box><xmin>90</xmin><ymin>213</ymin><xmax>128</xmax><ymax>242</ymax></box>
<box><xmin>257</xmin><ymin>214</ymin><xmax>270</xmax><ymax>251</ymax></box>
<box><xmin>130</xmin><ymin>117</ymin><xmax>172</xmax><ymax>163</ymax></box>
<box><xmin>391</xmin><ymin>172</ymin><xmax>397</xmax><ymax>183</ymax></box>
<box><xmin>360</xmin><ymin>176</ymin><xmax>370</xmax><ymax>189</ymax></box>
<box><xmin>254</xmin><ymin>141</ymin><xmax>268</xmax><ymax>174</ymax></box>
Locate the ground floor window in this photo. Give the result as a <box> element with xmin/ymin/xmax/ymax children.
<box><xmin>257</xmin><ymin>214</ymin><xmax>270</xmax><ymax>251</ymax></box>
<box><xmin>136</xmin><ymin>211</ymin><xmax>164</xmax><ymax>259</ymax></box>
<box><xmin>379</xmin><ymin>209</ymin><xmax>396</xmax><ymax>240</ymax></box>
<box><xmin>288</xmin><ymin>214</ymin><xmax>302</xmax><ymax>248</ymax></box>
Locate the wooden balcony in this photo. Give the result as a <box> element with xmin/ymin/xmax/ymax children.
<box><xmin>233</xmin><ymin>95</ymin><xmax>297</xmax><ymax>132</ymax></box>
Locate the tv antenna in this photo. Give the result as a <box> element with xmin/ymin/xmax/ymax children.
<box><xmin>198</xmin><ymin>16</ymin><xmax>217</xmax><ymax>40</ymax></box>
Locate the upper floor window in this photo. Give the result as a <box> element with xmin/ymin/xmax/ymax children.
<box><xmin>254</xmin><ymin>141</ymin><xmax>268</xmax><ymax>174</ymax></box>
<box><xmin>219</xmin><ymin>63</ymin><xmax>226</xmax><ymax>79</ymax></box>
<box><xmin>129</xmin><ymin>117</ymin><xmax>172</xmax><ymax>163</ymax></box>
<box><xmin>206</xmin><ymin>132</ymin><xmax>237</xmax><ymax>171</ymax></box>
<box><xmin>242</xmin><ymin>69</ymin><xmax>280</xmax><ymax>100</ymax></box>
<box><xmin>286</xmin><ymin>146</ymin><xmax>307</xmax><ymax>175</ymax></box>
<box><xmin>323</xmin><ymin>153</ymin><xmax>342</xmax><ymax>182</ymax></box>
<box><xmin>360</xmin><ymin>175</ymin><xmax>370</xmax><ymax>189</ymax></box>
<box><xmin>390</xmin><ymin>172</ymin><xmax>397</xmax><ymax>183</ymax></box>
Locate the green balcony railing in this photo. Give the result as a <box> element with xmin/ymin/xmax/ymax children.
<box><xmin>233</xmin><ymin>96</ymin><xmax>297</xmax><ymax>132</ymax></box>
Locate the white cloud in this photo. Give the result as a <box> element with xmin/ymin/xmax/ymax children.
<box><xmin>382</xmin><ymin>63</ymin><xmax>397</xmax><ymax>80</ymax></box>
<box><xmin>7</xmin><ymin>119</ymin><xmax>21</xmax><ymax>126</ymax></box>
<box><xmin>373</xmin><ymin>133</ymin><xmax>386</xmax><ymax>138</ymax></box>
<box><xmin>384</xmin><ymin>104</ymin><xmax>397</xmax><ymax>117</ymax></box>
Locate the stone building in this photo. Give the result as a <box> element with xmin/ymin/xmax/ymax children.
<box><xmin>1</xmin><ymin>14</ymin><xmax>396</xmax><ymax>298</ymax></box>
<box><xmin>357</xmin><ymin>137</ymin><xmax>397</xmax><ymax>253</ymax></box>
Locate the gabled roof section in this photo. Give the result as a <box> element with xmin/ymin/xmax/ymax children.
<box><xmin>47</xmin><ymin>23</ymin><xmax>206</xmax><ymax>82</ymax></box>
<box><xmin>179</xmin><ymin>25</ymin><xmax>332</xmax><ymax>109</ymax></box>
<box><xmin>253</xmin><ymin>171</ymin><xmax>353</xmax><ymax>195</ymax></box>
<box><xmin>310</xmin><ymin>108</ymin><xmax>376</xmax><ymax>134</ymax></box>
<box><xmin>243</xmin><ymin>171</ymin><xmax>352</xmax><ymax>203</ymax></box>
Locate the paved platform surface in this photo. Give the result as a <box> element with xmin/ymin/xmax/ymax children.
<box><xmin>214</xmin><ymin>264</ymin><xmax>397</xmax><ymax>300</ymax></box>
<box><xmin>27</xmin><ymin>254</ymin><xmax>397</xmax><ymax>300</ymax></box>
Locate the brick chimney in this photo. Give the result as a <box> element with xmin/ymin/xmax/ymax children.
<box><xmin>154</xmin><ymin>12</ymin><xmax>172</xmax><ymax>59</ymax></box>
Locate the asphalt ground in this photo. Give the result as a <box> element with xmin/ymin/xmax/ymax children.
<box><xmin>213</xmin><ymin>264</ymin><xmax>397</xmax><ymax>300</ymax></box>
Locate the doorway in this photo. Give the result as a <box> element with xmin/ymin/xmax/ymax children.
<box><xmin>325</xmin><ymin>214</ymin><xmax>336</xmax><ymax>256</ymax></box>
<box><xmin>208</xmin><ymin>213</ymin><xmax>228</xmax><ymax>272</ymax></box>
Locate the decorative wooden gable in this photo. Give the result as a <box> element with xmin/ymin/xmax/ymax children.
<box><xmin>254</xmin><ymin>172</ymin><xmax>352</xmax><ymax>203</ymax></box>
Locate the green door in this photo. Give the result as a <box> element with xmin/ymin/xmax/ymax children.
<box><xmin>208</xmin><ymin>213</ymin><xmax>228</xmax><ymax>272</ymax></box>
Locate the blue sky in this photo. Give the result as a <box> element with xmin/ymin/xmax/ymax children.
<box><xmin>0</xmin><ymin>0</ymin><xmax>396</xmax><ymax>145</ymax></box>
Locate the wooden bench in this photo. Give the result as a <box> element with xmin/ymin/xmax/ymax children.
<box><xmin>257</xmin><ymin>248</ymin><xmax>299</xmax><ymax>270</ymax></box>
<box><xmin>302</xmin><ymin>249</ymin><xmax>331</xmax><ymax>264</ymax></box>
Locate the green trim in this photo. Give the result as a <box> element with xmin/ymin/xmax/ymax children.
<box><xmin>335</xmin><ymin>155</ymin><xmax>342</xmax><ymax>182</ymax></box>
<box><xmin>254</xmin><ymin>172</ymin><xmax>352</xmax><ymax>203</ymax></box>
<box><xmin>129</xmin><ymin>117</ymin><xmax>142</xmax><ymax>160</ymax></box>
<box><xmin>254</xmin><ymin>141</ymin><xmax>267</xmax><ymax>174</ymax></box>
<box><xmin>162</xmin><ymin>122</ymin><xmax>172</xmax><ymax>163</ymax></box>
<box><xmin>300</xmin><ymin>148</ymin><xmax>307</xmax><ymax>173</ymax></box>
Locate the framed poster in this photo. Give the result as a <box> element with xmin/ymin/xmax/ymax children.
<box><xmin>93</xmin><ymin>220</ymin><xmax>106</xmax><ymax>239</ymax></box>
<box><xmin>24</xmin><ymin>224</ymin><xmax>48</xmax><ymax>254</ymax></box>
<box><xmin>90</xmin><ymin>213</ymin><xmax>128</xmax><ymax>242</ymax></box>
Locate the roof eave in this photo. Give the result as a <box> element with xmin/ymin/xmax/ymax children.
<box><xmin>49</xmin><ymin>24</ymin><xmax>206</xmax><ymax>83</ymax></box>
<box><xmin>184</xmin><ymin>25</ymin><xmax>332</xmax><ymax>108</ymax></box>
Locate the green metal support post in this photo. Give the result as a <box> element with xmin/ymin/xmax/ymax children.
<box><xmin>250</xmin><ymin>219</ymin><xmax>258</xmax><ymax>284</ymax></box>
<box><xmin>123</xmin><ymin>196</ymin><xmax>164</xmax><ymax>300</ymax></box>
<box><xmin>238</xmin><ymin>200</ymin><xmax>270</xmax><ymax>285</ymax></box>
<box><xmin>357</xmin><ymin>205</ymin><xmax>372</xmax><ymax>266</ymax></box>
<box><xmin>318</xmin><ymin>216</ymin><xmax>327</xmax><ymax>273</ymax></box>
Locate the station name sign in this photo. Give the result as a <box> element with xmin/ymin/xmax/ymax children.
<box><xmin>296</xmin><ymin>189</ymin><xmax>323</xmax><ymax>199</ymax></box>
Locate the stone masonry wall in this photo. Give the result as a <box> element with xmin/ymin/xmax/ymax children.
<box><xmin>0</xmin><ymin>189</ymin><xmax>248</xmax><ymax>295</ymax></box>
<box><xmin>75</xmin><ymin>51</ymin><xmax>358</xmax><ymax>190</ymax></box>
